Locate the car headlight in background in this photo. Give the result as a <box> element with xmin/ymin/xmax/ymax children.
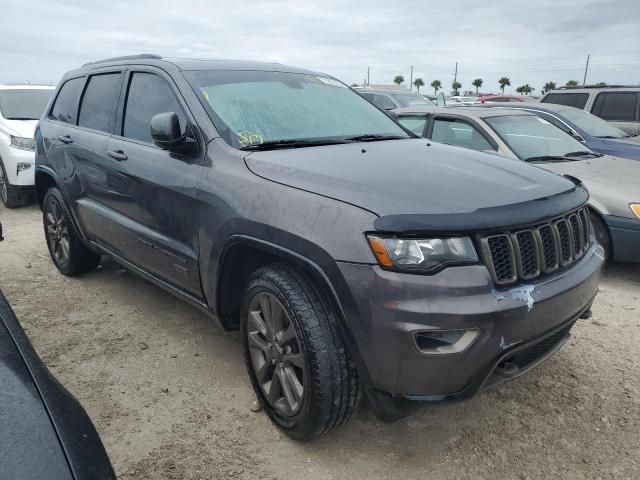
<box><xmin>630</xmin><ymin>204</ymin><xmax>640</xmax><ymax>219</ymax></box>
<box><xmin>367</xmin><ymin>235</ymin><xmax>478</xmax><ymax>272</ymax></box>
<box><xmin>10</xmin><ymin>135</ymin><xmax>35</xmax><ymax>151</ymax></box>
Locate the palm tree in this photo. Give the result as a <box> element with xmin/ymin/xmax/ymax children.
<box><xmin>413</xmin><ymin>78</ymin><xmax>424</xmax><ymax>93</ymax></box>
<box><xmin>516</xmin><ymin>86</ymin><xmax>524</xmax><ymax>95</ymax></box>
<box><xmin>472</xmin><ymin>78</ymin><xmax>483</xmax><ymax>94</ymax></box>
<box><xmin>522</xmin><ymin>84</ymin><xmax>534</xmax><ymax>95</ymax></box>
<box><xmin>451</xmin><ymin>81</ymin><xmax>462</xmax><ymax>95</ymax></box>
<box><xmin>499</xmin><ymin>77</ymin><xmax>511</xmax><ymax>94</ymax></box>
<box><xmin>566</xmin><ymin>80</ymin><xmax>579</xmax><ymax>87</ymax></box>
<box><xmin>542</xmin><ymin>81</ymin><xmax>556</xmax><ymax>94</ymax></box>
<box><xmin>431</xmin><ymin>79</ymin><xmax>442</xmax><ymax>95</ymax></box>
<box><xmin>394</xmin><ymin>75</ymin><xmax>405</xmax><ymax>86</ymax></box>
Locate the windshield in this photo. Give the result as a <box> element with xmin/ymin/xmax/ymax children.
<box><xmin>485</xmin><ymin>115</ymin><xmax>594</xmax><ymax>160</ymax></box>
<box><xmin>0</xmin><ymin>89</ymin><xmax>53</xmax><ymax>120</ymax></box>
<box><xmin>392</xmin><ymin>93</ymin><xmax>434</xmax><ymax>107</ymax></box>
<box><xmin>559</xmin><ymin>108</ymin><xmax>628</xmax><ymax>138</ymax></box>
<box><xmin>185</xmin><ymin>70</ymin><xmax>409</xmax><ymax>149</ymax></box>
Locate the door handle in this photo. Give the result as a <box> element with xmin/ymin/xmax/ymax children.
<box><xmin>107</xmin><ymin>150</ymin><xmax>128</xmax><ymax>161</ymax></box>
<box><xmin>58</xmin><ymin>135</ymin><xmax>73</xmax><ymax>144</ymax></box>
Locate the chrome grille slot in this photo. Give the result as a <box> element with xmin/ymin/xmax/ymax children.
<box><xmin>555</xmin><ymin>219</ymin><xmax>573</xmax><ymax>265</ymax></box>
<box><xmin>513</xmin><ymin>230</ymin><xmax>540</xmax><ymax>279</ymax></box>
<box><xmin>569</xmin><ymin>214</ymin><xmax>583</xmax><ymax>258</ymax></box>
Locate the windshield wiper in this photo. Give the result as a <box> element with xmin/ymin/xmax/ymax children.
<box><xmin>344</xmin><ymin>134</ymin><xmax>407</xmax><ymax>142</ymax></box>
<box><xmin>524</xmin><ymin>155</ymin><xmax>573</xmax><ymax>163</ymax></box>
<box><xmin>240</xmin><ymin>138</ymin><xmax>348</xmax><ymax>151</ymax></box>
<box><xmin>564</xmin><ymin>150</ymin><xmax>603</xmax><ymax>158</ymax></box>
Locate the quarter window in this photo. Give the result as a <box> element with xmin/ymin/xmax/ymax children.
<box><xmin>49</xmin><ymin>77</ymin><xmax>84</xmax><ymax>124</ymax></box>
<box><xmin>431</xmin><ymin>117</ymin><xmax>495</xmax><ymax>151</ymax></box>
<box><xmin>591</xmin><ymin>92</ymin><xmax>638</xmax><ymax>121</ymax></box>
<box><xmin>122</xmin><ymin>72</ymin><xmax>187</xmax><ymax>144</ymax></box>
<box><xmin>541</xmin><ymin>93</ymin><xmax>589</xmax><ymax>109</ymax></box>
<box><xmin>78</xmin><ymin>73</ymin><xmax>121</xmax><ymax>133</ymax></box>
<box><xmin>372</xmin><ymin>94</ymin><xmax>396</xmax><ymax>110</ymax></box>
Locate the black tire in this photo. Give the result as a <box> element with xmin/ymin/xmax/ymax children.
<box><xmin>240</xmin><ymin>263</ymin><xmax>360</xmax><ymax>440</ymax></box>
<box><xmin>0</xmin><ymin>157</ymin><xmax>28</xmax><ymax>208</ymax></box>
<box><xmin>589</xmin><ymin>210</ymin><xmax>612</xmax><ymax>260</ymax></box>
<box><xmin>42</xmin><ymin>187</ymin><xmax>100</xmax><ymax>275</ymax></box>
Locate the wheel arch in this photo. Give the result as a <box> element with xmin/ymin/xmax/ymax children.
<box><xmin>35</xmin><ymin>166</ymin><xmax>59</xmax><ymax>209</ymax></box>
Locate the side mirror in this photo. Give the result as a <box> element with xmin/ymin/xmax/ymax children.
<box><xmin>150</xmin><ymin>112</ymin><xmax>185</xmax><ymax>150</ymax></box>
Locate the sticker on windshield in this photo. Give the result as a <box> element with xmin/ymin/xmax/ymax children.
<box><xmin>315</xmin><ymin>76</ymin><xmax>347</xmax><ymax>88</ymax></box>
<box><xmin>236</xmin><ymin>131</ymin><xmax>264</xmax><ymax>147</ymax></box>
<box><xmin>537</xmin><ymin>117</ymin><xmax>552</xmax><ymax>125</ymax></box>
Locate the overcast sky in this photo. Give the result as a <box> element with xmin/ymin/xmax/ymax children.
<box><xmin>2</xmin><ymin>0</ymin><xmax>639</xmax><ymax>94</ymax></box>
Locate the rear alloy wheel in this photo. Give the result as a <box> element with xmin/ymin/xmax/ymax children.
<box><xmin>42</xmin><ymin>188</ymin><xmax>100</xmax><ymax>275</ymax></box>
<box><xmin>241</xmin><ymin>264</ymin><xmax>360</xmax><ymax>440</ymax></box>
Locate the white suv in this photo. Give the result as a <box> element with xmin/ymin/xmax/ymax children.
<box><xmin>0</xmin><ymin>84</ymin><xmax>55</xmax><ymax>207</ymax></box>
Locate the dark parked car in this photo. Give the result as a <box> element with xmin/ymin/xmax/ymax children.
<box><xmin>36</xmin><ymin>55</ymin><xmax>603</xmax><ymax>440</ymax></box>
<box><xmin>0</xmin><ymin>282</ymin><xmax>115</xmax><ymax>479</ymax></box>
<box><xmin>480</xmin><ymin>102</ymin><xmax>640</xmax><ymax>160</ymax></box>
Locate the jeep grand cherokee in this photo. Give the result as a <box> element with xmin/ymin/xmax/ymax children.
<box><xmin>35</xmin><ymin>55</ymin><xmax>603</xmax><ymax>440</ymax></box>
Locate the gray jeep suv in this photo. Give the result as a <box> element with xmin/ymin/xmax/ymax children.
<box><xmin>35</xmin><ymin>55</ymin><xmax>603</xmax><ymax>440</ymax></box>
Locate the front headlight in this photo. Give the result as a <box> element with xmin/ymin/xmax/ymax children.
<box><xmin>10</xmin><ymin>135</ymin><xmax>35</xmax><ymax>151</ymax></box>
<box><xmin>367</xmin><ymin>235</ymin><xmax>479</xmax><ymax>272</ymax></box>
<box><xmin>630</xmin><ymin>204</ymin><xmax>640</xmax><ymax>219</ymax></box>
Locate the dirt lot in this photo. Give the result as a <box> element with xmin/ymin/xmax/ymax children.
<box><xmin>1</xmin><ymin>203</ymin><xmax>639</xmax><ymax>479</ymax></box>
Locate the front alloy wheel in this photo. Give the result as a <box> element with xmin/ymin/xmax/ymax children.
<box><xmin>247</xmin><ymin>292</ymin><xmax>305</xmax><ymax>416</ymax></box>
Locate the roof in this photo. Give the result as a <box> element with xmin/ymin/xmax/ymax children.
<box><xmin>557</xmin><ymin>84</ymin><xmax>640</xmax><ymax>90</ymax></box>
<box><xmin>354</xmin><ymin>86</ymin><xmax>416</xmax><ymax>95</ymax></box>
<box><xmin>547</xmin><ymin>86</ymin><xmax>640</xmax><ymax>94</ymax></box>
<box><xmin>73</xmin><ymin>53</ymin><xmax>319</xmax><ymax>76</ymax></box>
<box><xmin>478</xmin><ymin>102</ymin><xmax>581</xmax><ymax>114</ymax></box>
<box><xmin>393</xmin><ymin>105</ymin><xmax>535</xmax><ymax>119</ymax></box>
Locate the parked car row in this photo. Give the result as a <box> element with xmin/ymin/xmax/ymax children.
<box><xmin>2</xmin><ymin>55</ymin><xmax>634</xmax><ymax>441</ymax></box>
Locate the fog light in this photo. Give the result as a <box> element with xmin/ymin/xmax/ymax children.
<box><xmin>413</xmin><ymin>329</ymin><xmax>479</xmax><ymax>355</ymax></box>
<box><xmin>17</xmin><ymin>163</ymin><xmax>32</xmax><ymax>175</ymax></box>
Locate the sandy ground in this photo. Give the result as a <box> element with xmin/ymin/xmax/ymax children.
<box><xmin>0</xmin><ymin>203</ymin><xmax>639</xmax><ymax>480</ymax></box>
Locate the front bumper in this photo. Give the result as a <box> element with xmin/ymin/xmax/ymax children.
<box><xmin>337</xmin><ymin>242</ymin><xmax>603</xmax><ymax>403</ymax></box>
<box><xmin>1</xmin><ymin>146</ymin><xmax>35</xmax><ymax>186</ymax></box>
<box><xmin>604</xmin><ymin>214</ymin><xmax>640</xmax><ymax>263</ymax></box>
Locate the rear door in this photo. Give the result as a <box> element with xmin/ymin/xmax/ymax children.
<box><xmin>590</xmin><ymin>91</ymin><xmax>640</xmax><ymax>136</ymax></box>
<box><xmin>102</xmin><ymin>68</ymin><xmax>202</xmax><ymax>296</ymax></box>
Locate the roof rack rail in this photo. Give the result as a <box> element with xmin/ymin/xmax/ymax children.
<box><xmin>82</xmin><ymin>54</ymin><xmax>162</xmax><ymax>67</ymax></box>
<box><xmin>1</xmin><ymin>82</ymin><xmax>54</xmax><ymax>86</ymax></box>
<box><xmin>557</xmin><ymin>84</ymin><xmax>640</xmax><ymax>90</ymax></box>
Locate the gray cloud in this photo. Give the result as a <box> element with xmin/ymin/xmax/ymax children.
<box><xmin>1</xmin><ymin>0</ymin><xmax>639</xmax><ymax>94</ymax></box>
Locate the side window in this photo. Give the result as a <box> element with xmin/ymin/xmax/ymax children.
<box><xmin>431</xmin><ymin>117</ymin><xmax>495</xmax><ymax>151</ymax></box>
<box><xmin>49</xmin><ymin>77</ymin><xmax>84</xmax><ymax>124</ymax></box>
<box><xmin>398</xmin><ymin>116</ymin><xmax>427</xmax><ymax>136</ymax></box>
<box><xmin>591</xmin><ymin>92</ymin><xmax>638</xmax><ymax>121</ymax></box>
<box><xmin>122</xmin><ymin>72</ymin><xmax>187</xmax><ymax>144</ymax></box>
<box><xmin>373</xmin><ymin>94</ymin><xmax>396</xmax><ymax>110</ymax></box>
<box><xmin>359</xmin><ymin>92</ymin><xmax>374</xmax><ymax>101</ymax></box>
<box><xmin>541</xmin><ymin>93</ymin><xmax>589</xmax><ymax>109</ymax></box>
<box><xmin>78</xmin><ymin>73</ymin><xmax>121</xmax><ymax>133</ymax></box>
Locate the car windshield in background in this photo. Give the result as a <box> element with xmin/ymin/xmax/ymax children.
<box><xmin>559</xmin><ymin>108</ymin><xmax>629</xmax><ymax>138</ymax></box>
<box><xmin>392</xmin><ymin>93</ymin><xmax>434</xmax><ymax>107</ymax></box>
<box><xmin>485</xmin><ymin>115</ymin><xmax>595</xmax><ymax>161</ymax></box>
<box><xmin>0</xmin><ymin>89</ymin><xmax>53</xmax><ymax>120</ymax></box>
<box><xmin>185</xmin><ymin>71</ymin><xmax>409</xmax><ymax>149</ymax></box>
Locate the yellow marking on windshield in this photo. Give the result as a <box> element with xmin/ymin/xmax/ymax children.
<box><xmin>236</xmin><ymin>131</ymin><xmax>264</xmax><ymax>147</ymax></box>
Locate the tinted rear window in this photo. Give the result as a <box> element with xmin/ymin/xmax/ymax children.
<box><xmin>591</xmin><ymin>92</ymin><xmax>638</xmax><ymax>121</ymax></box>
<box><xmin>78</xmin><ymin>73</ymin><xmax>121</xmax><ymax>133</ymax></box>
<box><xmin>50</xmin><ymin>77</ymin><xmax>84</xmax><ymax>124</ymax></box>
<box><xmin>541</xmin><ymin>93</ymin><xmax>589</xmax><ymax>109</ymax></box>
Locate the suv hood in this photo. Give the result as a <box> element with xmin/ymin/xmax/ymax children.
<box><xmin>245</xmin><ymin>139</ymin><xmax>579</xmax><ymax>217</ymax></box>
<box><xmin>0</xmin><ymin>119</ymin><xmax>38</xmax><ymax>138</ymax></box>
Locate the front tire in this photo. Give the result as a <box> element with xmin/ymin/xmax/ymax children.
<box><xmin>589</xmin><ymin>211</ymin><xmax>611</xmax><ymax>260</ymax></box>
<box><xmin>43</xmin><ymin>187</ymin><xmax>100</xmax><ymax>275</ymax></box>
<box><xmin>241</xmin><ymin>264</ymin><xmax>360</xmax><ymax>440</ymax></box>
<box><xmin>0</xmin><ymin>158</ymin><xmax>28</xmax><ymax>208</ymax></box>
